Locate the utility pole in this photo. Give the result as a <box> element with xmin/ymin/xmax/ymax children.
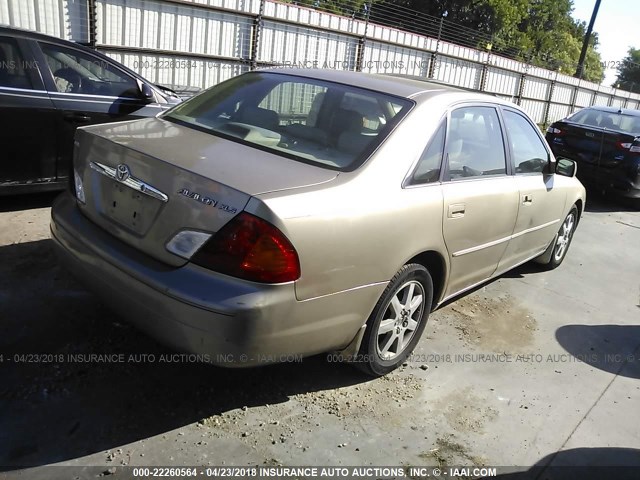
<box><xmin>575</xmin><ymin>0</ymin><xmax>601</xmax><ymax>79</ymax></box>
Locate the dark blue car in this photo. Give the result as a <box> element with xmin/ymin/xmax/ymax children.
<box><xmin>545</xmin><ymin>106</ymin><xmax>640</xmax><ymax>205</ymax></box>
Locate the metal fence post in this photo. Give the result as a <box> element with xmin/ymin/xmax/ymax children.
<box><xmin>516</xmin><ymin>67</ymin><xmax>527</xmax><ymax>106</ymax></box>
<box><xmin>355</xmin><ymin>2</ymin><xmax>372</xmax><ymax>72</ymax></box>
<box><xmin>250</xmin><ymin>0</ymin><xmax>266</xmax><ymax>70</ymax></box>
<box><xmin>427</xmin><ymin>16</ymin><xmax>444</xmax><ymax>79</ymax></box>
<box><xmin>569</xmin><ymin>82</ymin><xmax>579</xmax><ymax>113</ymax></box>
<box><xmin>479</xmin><ymin>53</ymin><xmax>490</xmax><ymax>92</ymax></box>
<box><xmin>87</xmin><ymin>0</ymin><xmax>97</xmax><ymax>48</ymax></box>
<box><xmin>543</xmin><ymin>72</ymin><xmax>557</xmax><ymax>127</ymax></box>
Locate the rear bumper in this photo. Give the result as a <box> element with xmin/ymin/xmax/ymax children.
<box><xmin>50</xmin><ymin>192</ymin><xmax>382</xmax><ymax>366</ymax></box>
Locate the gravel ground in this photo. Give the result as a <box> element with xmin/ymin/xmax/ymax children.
<box><xmin>0</xmin><ymin>192</ymin><xmax>639</xmax><ymax>480</ymax></box>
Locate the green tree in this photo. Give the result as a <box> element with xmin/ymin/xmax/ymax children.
<box><xmin>285</xmin><ymin>0</ymin><xmax>605</xmax><ymax>82</ymax></box>
<box><xmin>615</xmin><ymin>48</ymin><xmax>640</xmax><ymax>92</ymax></box>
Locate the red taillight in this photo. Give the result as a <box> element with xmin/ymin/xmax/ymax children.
<box><xmin>616</xmin><ymin>141</ymin><xmax>632</xmax><ymax>150</ymax></box>
<box><xmin>191</xmin><ymin>212</ymin><xmax>300</xmax><ymax>283</ymax></box>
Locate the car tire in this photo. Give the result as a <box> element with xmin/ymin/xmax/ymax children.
<box><xmin>355</xmin><ymin>264</ymin><xmax>433</xmax><ymax>377</ymax></box>
<box><xmin>543</xmin><ymin>206</ymin><xmax>578</xmax><ymax>270</ymax></box>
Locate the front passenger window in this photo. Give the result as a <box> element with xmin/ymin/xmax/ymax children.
<box><xmin>503</xmin><ymin>110</ymin><xmax>549</xmax><ymax>174</ymax></box>
<box><xmin>40</xmin><ymin>42</ymin><xmax>138</xmax><ymax>98</ymax></box>
<box><xmin>447</xmin><ymin>107</ymin><xmax>506</xmax><ymax>179</ymax></box>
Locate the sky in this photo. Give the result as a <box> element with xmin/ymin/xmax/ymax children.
<box><xmin>571</xmin><ymin>0</ymin><xmax>637</xmax><ymax>86</ymax></box>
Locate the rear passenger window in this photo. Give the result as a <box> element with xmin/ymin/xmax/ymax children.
<box><xmin>408</xmin><ymin>122</ymin><xmax>445</xmax><ymax>185</ymax></box>
<box><xmin>0</xmin><ymin>37</ymin><xmax>34</xmax><ymax>89</ymax></box>
<box><xmin>446</xmin><ymin>107</ymin><xmax>506</xmax><ymax>179</ymax></box>
<box><xmin>503</xmin><ymin>110</ymin><xmax>549</xmax><ymax>174</ymax></box>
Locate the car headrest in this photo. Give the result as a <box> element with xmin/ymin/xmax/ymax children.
<box><xmin>235</xmin><ymin>106</ymin><xmax>280</xmax><ymax>131</ymax></box>
<box><xmin>600</xmin><ymin>116</ymin><xmax>615</xmax><ymax>129</ymax></box>
<box><xmin>337</xmin><ymin>131</ymin><xmax>373</xmax><ymax>155</ymax></box>
<box><xmin>331</xmin><ymin>109</ymin><xmax>363</xmax><ymax>135</ymax></box>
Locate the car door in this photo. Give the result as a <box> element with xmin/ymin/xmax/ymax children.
<box><xmin>0</xmin><ymin>36</ymin><xmax>59</xmax><ymax>187</ymax></box>
<box><xmin>32</xmin><ymin>40</ymin><xmax>165</xmax><ymax>180</ymax></box>
<box><xmin>497</xmin><ymin>108</ymin><xmax>566</xmax><ymax>272</ymax></box>
<box><xmin>440</xmin><ymin>105</ymin><xmax>519</xmax><ymax>298</ymax></box>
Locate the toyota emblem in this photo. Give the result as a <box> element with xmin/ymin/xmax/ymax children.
<box><xmin>115</xmin><ymin>164</ymin><xmax>131</xmax><ymax>182</ymax></box>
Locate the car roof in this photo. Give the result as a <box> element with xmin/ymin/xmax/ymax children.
<box><xmin>258</xmin><ymin>68</ymin><xmax>513</xmax><ymax>105</ymax></box>
<box><xmin>583</xmin><ymin>105</ymin><xmax>640</xmax><ymax>117</ymax></box>
<box><xmin>0</xmin><ymin>24</ymin><xmax>91</xmax><ymax>48</ymax></box>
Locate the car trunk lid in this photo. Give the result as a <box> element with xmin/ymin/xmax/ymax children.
<box><xmin>550</xmin><ymin>121</ymin><xmax>604</xmax><ymax>165</ymax></box>
<box><xmin>74</xmin><ymin>118</ymin><xmax>338</xmax><ymax>267</ymax></box>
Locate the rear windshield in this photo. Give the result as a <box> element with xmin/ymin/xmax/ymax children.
<box><xmin>569</xmin><ymin>109</ymin><xmax>640</xmax><ymax>135</ymax></box>
<box><xmin>163</xmin><ymin>72</ymin><xmax>412</xmax><ymax>171</ymax></box>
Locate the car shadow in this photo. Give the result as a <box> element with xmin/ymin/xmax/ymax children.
<box><xmin>0</xmin><ymin>239</ymin><xmax>372</xmax><ymax>470</ymax></box>
<box><xmin>490</xmin><ymin>447</ymin><xmax>640</xmax><ymax>479</ymax></box>
<box><xmin>554</xmin><ymin>324</ymin><xmax>640</xmax><ymax>379</ymax></box>
<box><xmin>583</xmin><ymin>190</ymin><xmax>639</xmax><ymax>213</ymax></box>
<box><xmin>0</xmin><ymin>191</ymin><xmax>62</xmax><ymax>213</ymax></box>
<box><xmin>497</xmin><ymin>261</ymin><xmax>546</xmax><ymax>279</ymax></box>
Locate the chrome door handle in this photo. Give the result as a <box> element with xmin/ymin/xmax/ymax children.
<box><xmin>63</xmin><ymin>112</ymin><xmax>92</xmax><ymax>123</ymax></box>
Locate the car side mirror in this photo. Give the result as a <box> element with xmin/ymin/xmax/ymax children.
<box><xmin>138</xmin><ymin>81</ymin><xmax>155</xmax><ymax>103</ymax></box>
<box><xmin>542</xmin><ymin>153</ymin><xmax>555</xmax><ymax>175</ymax></box>
<box><xmin>556</xmin><ymin>157</ymin><xmax>577</xmax><ymax>177</ymax></box>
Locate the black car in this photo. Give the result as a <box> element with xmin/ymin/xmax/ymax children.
<box><xmin>546</xmin><ymin>106</ymin><xmax>640</xmax><ymax>203</ymax></box>
<box><xmin>0</xmin><ymin>26</ymin><xmax>182</xmax><ymax>194</ymax></box>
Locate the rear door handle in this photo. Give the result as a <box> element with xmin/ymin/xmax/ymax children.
<box><xmin>63</xmin><ymin>112</ymin><xmax>92</xmax><ymax>123</ymax></box>
<box><xmin>448</xmin><ymin>203</ymin><xmax>466</xmax><ymax>218</ymax></box>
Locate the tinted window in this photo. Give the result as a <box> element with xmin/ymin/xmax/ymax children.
<box><xmin>409</xmin><ymin>122</ymin><xmax>445</xmax><ymax>185</ymax></box>
<box><xmin>165</xmin><ymin>72</ymin><xmax>412</xmax><ymax>171</ymax></box>
<box><xmin>40</xmin><ymin>43</ymin><xmax>138</xmax><ymax>97</ymax></box>
<box><xmin>619</xmin><ymin>116</ymin><xmax>640</xmax><ymax>134</ymax></box>
<box><xmin>503</xmin><ymin>110</ymin><xmax>548</xmax><ymax>174</ymax></box>
<box><xmin>567</xmin><ymin>108</ymin><xmax>640</xmax><ymax>132</ymax></box>
<box><xmin>447</xmin><ymin>106</ymin><xmax>506</xmax><ymax>179</ymax></box>
<box><xmin>0</xmin><ymin>37</ymin><xmax>33</xmax><ymax>89</ymax></box>
<box><xmin>568</xmin><ymin>109</ymin><xmax>603</xmax><ymax>127</ymax></box>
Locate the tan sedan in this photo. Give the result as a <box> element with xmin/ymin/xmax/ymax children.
<box><xmin>51</xmin><ymin>69</ymin><xmax>585</xmax><ymax>376</ymax></box>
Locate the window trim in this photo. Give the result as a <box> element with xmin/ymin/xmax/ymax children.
<box><xmin>500</xmin><ymin>106</ymin><xmax>552</xmax><ymax>176</ymax></box>
<box><xmin>442</xmin><ymin>103</ymin><xmax>511</xmax><ymax>183</ymax></box>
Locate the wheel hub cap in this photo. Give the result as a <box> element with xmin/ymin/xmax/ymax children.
<box><xmin>376</xmin><ymin>280</ymin><xmax>426</xmax><ymax>361</ymax></box>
